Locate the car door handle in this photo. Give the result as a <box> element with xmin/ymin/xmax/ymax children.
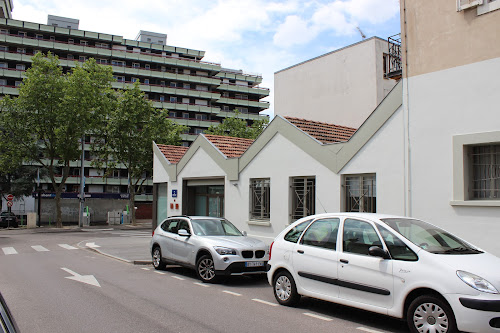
<box><xmin>340</xmin><ymin>259</ymin><xmax>349</xmax><ymax>264</ymax></box>
<box><xmin>297</xmin><ymin>250</ymin><xmax>304</xmax><ymax>254</ymax></box>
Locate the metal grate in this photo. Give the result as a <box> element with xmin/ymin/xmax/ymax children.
<box><xmin>344</xmin><ymin>175</ymin><xmax>376</xmax><ymax>213</ymax></box>
<box><xmin>471</xmin><ymin>145</ymin><xmax>500</xmax><ymax>199</ymax></box>
<box><xmin>249</xmin><ymin>179</ymin><xmax>270</xmax><ymax>219</ymax></box>
<box><xmin>385</xmin><ymin>34</ymin><xmax>402</xmax><ymax>79</ymax></box>
<box><xmin>291</xmin><ymin>177</ymin><xmax>316</xmax><ymax>222</ymax></box>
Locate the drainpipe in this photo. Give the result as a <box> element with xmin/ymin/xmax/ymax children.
<box><xmin>402</xmin><ymin>0</ymin><xmax>412</xmax><ymax>217</ymax></box>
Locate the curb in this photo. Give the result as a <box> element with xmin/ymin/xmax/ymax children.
<box><xmin>86</xmin><ymin>247</ymin><xmax>151</xmax><ymax>266</ymax></box>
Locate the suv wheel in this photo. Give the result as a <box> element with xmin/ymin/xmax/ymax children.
<box><xmin>407</xmin><ymin>295</ymin><xmax>457</xmax><ymax>333</ymax></box>
<box><xmin>273</xmin><ymin>270</ymin><xmax>300</xmax><ymax>306</ymax></box>
<box><xmin>196</xmin><ymin>254</ymin><xmax>218</xmax><ymax>283</ymax></box>
<box><xmin>152</xmin><ymin>246</ymin><xmax>166</xmax><ymax>270</ymax></box>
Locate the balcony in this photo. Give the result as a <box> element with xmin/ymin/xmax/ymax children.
<box><xmin>384</xmin><ymin>34</ymin><xmax>402</xmax><ymax>80</ymax></box>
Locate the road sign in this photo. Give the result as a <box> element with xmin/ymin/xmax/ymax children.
<box><xmin>6</xmin><ymin>194</ymin><xmax>13</xmax><ymax>201</ymax></box>
<box><xmin>7</xmin><ymin>201</ymin><xmax>13</xmax><ymax>207</ymax></box>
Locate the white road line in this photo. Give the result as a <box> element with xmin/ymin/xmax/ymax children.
<box><xmin>154</xmin><ymin>271</ymin><xmax>166</xmax><ymax>275</ymax></box>
<box><xmin>141</xmin><ymin>268</ymin><xmax>150</xmax><ymax>271</ymax></box>
<box><xmin>303</xmin><ymin>313</ymin><xmax>333</xmax><ymax>321</ymax></box>
<box><xmin>2</xmin><ymin>247</ymin><xmax>17</xmax><ymax>255</ymax></box>
<box><xmin>171</xmin><ymin>276</ymin><xmax>185</xmax><ymax>281</ymax></box>
<box><xmin>223</xmin><ymin>290</ymin><xmax>242</xmax><ymax>296</ymax></box>
<box><xmin>85</xmin><ymin>242</ymin><xmax>100</xmax><ymax>248</ymax></box>
<box><xmin>194</xmin><ymin>282</ymin><xmax>209</xmax><ymax>288</ymax></box>
<box><xmin>31</xmin><ymin>245</ymin><xmax>49</xmax><ymax>252</ymax></box>
<box><xmin>58</xmin><ymin>244</ymin><xmax>78</xmax><ymax>250</ymax></box>
<box><xmin>357</xmin><ymin>327</ymin><xmax>386</xmax><ymax>333</ymax></box>
<box><xmin>252</xmin><ymin>299</ymin><xmax>278</xmax><ymax>307</ymax></box>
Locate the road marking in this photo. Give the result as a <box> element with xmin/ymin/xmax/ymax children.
<box><xmin>303</xmin><ymin>313</ymin><xmax>333</xmax><ymax>321</ymax></box>
<box><xmin>194</xmin><ymin>282</ymin><xmax>209</xmax><ymax>288</ymax></box>
<box><xmin>141</xmin><ymin>268</ymin><xmax>150</xmax><ymax>271</ymax></box>
<box><xmin>82</xmin><ymin>228</ymin><xmax>113</xmax><ymax>232</ymax></box>
<box><xmin>61</xmin><ymin>268</ymin><xmax>101</xmax><ymax>287</ymax></box>
<box><xmin>223</xmin><ymin>290</ymin><xmax>242</xmax><ymax>296</ymax></box>
<box><xmin>154</xmin><ymin>271</ymin><xmax>166</xmax><ymax>275</ymax></box>
<box><xmin>357</xmin><ymin>327</ymin><xmax>386</xmax><ymax>333</ymax></box>
<box><xmin>85</xmin><ymin>242</ymin><xmax>100</xmax><ymax>248</ymax></box>
<box><xmin>172</xmin><ymin>276</ymin><xmax>185</xmax><ymax>281</ymax></box>
<box><xmin>252</xmin><ymin>299</ymin><xmax>278</xmax><ymax>307</ymax></box>
<box><xmin>31</xmin><ymin>245</ymin><xmax>49</xmax><ymax>252</ymax></box>
<box><xmin>2</xmin><ymin>247</ymin><xmax>17</xmax><ymax>255</ymax></box>
<box><xmin>58</xmin><ymin>244</ymin><xmax>78</xmax><ymax>250</ymax></box>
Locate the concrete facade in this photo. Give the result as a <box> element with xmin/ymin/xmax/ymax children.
<box><xmin>274</xmin><ymin>37</ymin><xmax>396</xmax><ymax>128</ymax></box>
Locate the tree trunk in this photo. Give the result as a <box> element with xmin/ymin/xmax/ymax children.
<box><xmin>55</xmin><ymin>186</ymin><xmax>63</xmax><ymax>228</ymax></box>
<box><xmin>129</xmin><ymin>185</ymin><xmax>136</xmax><ymax>226</ymax></box>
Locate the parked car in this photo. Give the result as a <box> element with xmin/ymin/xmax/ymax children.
<box><xmin>0</xmin><ymin>211</ymin><xmax>18</xmax><ymax>228</ymax></box>
<box><xmin>151</xmin><ymin>216</ymin><xmax>268</xmax><ymax>282</ymax></box>
<box><xmin>267</xmin><ymin>213</ymin><xmax>500</xmax><ymax>333</ymax></box>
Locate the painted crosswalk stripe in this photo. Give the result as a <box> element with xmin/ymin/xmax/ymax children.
<box><xmin>172</xmin><ymin>276</ymin><xmax>185</xmax><ymax>281</ymax></box>
<box><xmin>31</xmin><ymin>245</ymin><xmax>49</xmax><ymax>252</ymax></box>
<box><xmin>154</xmin><ymin>271</ymin><xmax>166</xmax><ymax>275</ymax></box>
<box><xmin>223</xmin><ymin>290</ymin><xmax>242</xmax><ymax>296</ymax></box>
<box><xmin>2</xmin><ymin>247</ymin><xmax>17</xmax><ymax>255</ymax></box>
<box><xmin>303</xmin><ymin>313</ymin><xmax>333</xmax><ymax>321</ymax></box>
<box><xmin>141</xmin><ymin>268</ymin><xmax>150</xmax><ymax>271</ymax></box>
<box><xmin>357</xmin><ymin>327</ymin><xmax>386</xmax><ymax>333</ymax></box>
<box><xmin>58</xmin><ymin>244</ymin><xmax>78</xmax><ymax>250</ymax></box>
<box><xmin>252</xmin><ymin>299</ymin><xmax>278</xmax><ymax>307</ymax></box>
<box><xmin>194</xmin><ymin>282</ymin><xmax>209</xmax><ymax>288</ymax></box>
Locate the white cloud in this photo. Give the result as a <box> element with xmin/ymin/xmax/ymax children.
<box><xmin>345</xmin><ymin>0</ymin><xmax>400</xmax><ymax>24</ymax></box>
<box><xmin>273</xmin><ymin>15</ymin><xmax>318</xmax><ymax>48</ymax></box>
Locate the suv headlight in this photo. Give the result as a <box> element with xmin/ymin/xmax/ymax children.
<box><xmin>457</xmin><ymin>270</ymin><xmax>499</xmax><ymax>294</ymax></box>
<box><xmin>214</xmin><ymin>247</ymin><xmax>237</xmax><ymax>255</ymax></box>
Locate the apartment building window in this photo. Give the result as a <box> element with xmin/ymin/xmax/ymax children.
<box><xmin>170</xmin><ymin>82</ymin><xmax>177</xmax><ymax>88</ymax></box>
<box><xmin>131</xmin><ymin>77</ymin><xmax>139</xmax><ymax>83</ymax></box>
<box><xmin>170</xmin><ymin>97</ymin><xmax>177</xmax><ymax>103</ymax></box>
<box><xmin>161</xmin><ymin>66</ymin><xmax>166</xmax><ymax>72</ymax></box>
<box><xmin>17</xmin><ymin>48</ymin><xmax>26</xmax><ymax>54</ymax></box>
<box><xmin>95</xmin><ymin>43</ymin><xmax>108</xmax><ymax>48</ymax></box>
<box><xmin>0</xmin><ymin>45</ymin><xmax>7</xmax><ymax>52</ymax></box>
<box><xmin>183</xmin><ymin>83</ymin><xmax>190</xmax><ymax>89</ymax></box>
<box><xmin>114</xmin><ymin>76</ymin><xmax>125</xmax><ymax>82</ymax></box>
<box><xmin>196</xmin><ymin>85</ymin><xmax>208</xmax><ymax>91</ymax></box>
<box><xmin>68</xmin><ymin>38</ymin><xmax>74</xmax><ymax>44</ymax></box>
<box><xmin>0</xmin><ymin>62</ymin><xmax>7</xmax><ymax>68</ymax></box>
<box><xmin>145</xmin><ymin>64</ymin><xmax>150</xmax><ymax>70</ymax></box>
<box><xmin>222</xmin><ymin>92</ymin><xmax>229</xmax><ymax>97</ymax></box>
<box><xmin>159</xmin><ymin>95</ymin><xmax>165</xmax><ymax>102</ymax></box>
<box><xmin>15</xmin><ymin>64</ymin><xmax>25</xmax><ymax>71</ymax></box>
<box><xmin>239</xmin><ymin>107</ymin><xmax>248</xmax><ymax>113</ymax></box>
<box><xmin>182</xmin><ymin>112</ymin><xmax>189</xmax><ymax>119</ymax></box>
<box><xmin>0</xmin><ymin>29</ymin><xmax>8</xmax><ymax>34</ymax></box>
<box><xmin>469</xmin><ymin>144</ymin><xmax>500</xmax><ymax>199</ymax></box>
<box><xmin>290</xmin><ymin>177</ymin><xmax>316</xmax><ymax>222</ymax></box>
<box><xmin>111</xmin><ymin>60</ymin><xmax>125</xmax><ymax>67</ymax></box>
<box><xmin>50</xmin><ymin>36</ymin><xmax>55</xmax><ymax>41</ymax></box>
<box><xmin>18</xmin><ymin>31</ymin><xmax>26</xmax><ymax>37</ymax></box>
<box><xmin>235</xmin><ymin>94</ymin><xmax>248</xmax><ymax>100</ymax></box>
<box><xmin>169</xmin><ymin>111</ymin><xmax>177</xmax><ymax>118</ymax></box>
<box><xmin>96</xmin><ymin>58</ymin><xmax>108</xmax><ymax>65</ymax></box>
<box><xmin>250</xmin><ymin>178</ymin><xmax>270</xmax><ymax>220</ymax></box>
<box><xmin>0</xmin><ymin>79</ymin><xmax>7</xmax><ymax>86</ymax></box>
<box><xmin>195</xmin><ymin>114</ymin><xmax>207</xmax><ymax>121</ymax></box>
<box><xmin>343</xmin><ymin>174</ymin><xmax>376</xmax><ymax>213</ymax></box>
<box><xmin>194</xmin><ymin>128</ymin><xmax>204</xmax><ymax>135</ymax></box>
<box><xmin>67</xmin><ymin>54</ymin><xmax>74</xmax><ymax>60</ymax></box>
<box><xmin>222</xmin><ymin>106</ymin><xmax>230</xmax><ymax>111</ymax></box>
<box><xmin>15</xmin><ymin>81</ymin><xmax>21</xmax><ymax>87</ymax></box>
<box><xmin>160</xmin><ymin>80</ymin><xmax>165</xmax><ymax>86</ymax></box>
<box><xmin>33</xmin><ymin>49</ymin><xmax>41</xmax><ymax>54</ymax></box>
<box><xmin>144</xmin><ymin>79</ymin><xmax>150</xmax><ymax>85</ymax></box>
<box><xmin>80</xmin><ymin>40</ymin><xmax>88</xmax><ymax>46</ymax></box>
<box><xmin>35</xmin><ymin>34</ymin><xmax>43</xmax><ymax>39</ymax></box>
<box><xmin>79</xmin><ymin>56</ymin><xmax>86</xmax><ymax>62</ymax></box>
<box><xmin>132</xmin><ymin>63</ymin><xmax>140</xmax><ymax>68</ymax></box>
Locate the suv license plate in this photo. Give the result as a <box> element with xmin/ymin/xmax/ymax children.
<box><xmin>245</xmin><ymin>262</ymin><xmax>264</xmax><ymax>267</ymax></box>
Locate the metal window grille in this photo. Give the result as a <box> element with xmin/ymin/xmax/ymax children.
<box><xmin>344</xmin><ymin>174</ymin><xmax>376</xmax><ymax>213</ymax></box>
<box><xmin>250</xmin><ymin>179</ymin><xmax>270</xmax><ymax>219</ymax></box>
<box><xmin>471</xmin><ymin>145</ymin><xmax>500</xmax><ymax>199</ymax></box>
<box><xmin>291</xmin><ymin>177</ymin><xmax>315</xmax><ymax>222</ymax></box>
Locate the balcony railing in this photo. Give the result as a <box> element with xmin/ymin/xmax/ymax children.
<box><xmin>384</xmin><ymin>34</ymin><xmax>402</xmax><ymax>80</ymax></box>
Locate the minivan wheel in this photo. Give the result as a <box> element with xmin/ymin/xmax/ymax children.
<box><xmin>407</xmin><ymin>295</ymin><xmax>457</xmax><ymax>333</ymax></box>
<box><xmin>196</xmin><ymin>255</ymin><xmax>218</xmax><ymax>283</ymax></box>
<box><xmin>152</xmin><ymin>246</ymin><xmax>166</xmax><ymax>270</ymax></box>
<box><xmin>273</xmin><ymin>270</ymin><xmax>300</xmax><ymax>306</ymax></box>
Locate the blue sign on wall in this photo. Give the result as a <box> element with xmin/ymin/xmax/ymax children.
<box><xmin>172</xmin><ymin>189</ymin><xmax>178</xmax><ymax>198</ymax></box>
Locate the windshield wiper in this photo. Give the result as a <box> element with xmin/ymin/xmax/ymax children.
<box><xmin>440</xmin><ymin>247</ymin><xmax>483</xmax><ymax>254</ymax></box>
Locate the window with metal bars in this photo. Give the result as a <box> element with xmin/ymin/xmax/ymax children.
<box><xmin>470</xmin><ymin>145</ymin><xmax>500</xmax><ymax>199</ymax></box>
<box><xmin>249</xmin><ymin>178</ymin><xmax>270</xmax><ymax>220</ymax></box>
<box><xmin>344</xmin><ymin>174</ymin><xmax>376</xmax><ymax>213</ymax></box>
<box><xmin>290</xmin><ymin>177</ymin><xmax>315</xmax><ymax>222</ymax></box>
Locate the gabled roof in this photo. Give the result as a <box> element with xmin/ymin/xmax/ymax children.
<box><xmin>156</xmin><ymin>144</ymin><xmax>188</xmax><ymax>164</ymax></box>
<box><xmin>202</xmin><ymin>134</ymin><xmax>254</xmax><ymax>158</ymax></box>
<box><xmin>284</xmin><ymin>116</ymin><xmax>357</xmax><ymax>144</ymax></box>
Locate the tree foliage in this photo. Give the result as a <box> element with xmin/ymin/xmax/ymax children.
<box><xmin>92</xmin><ymin>81</ymin><xmax>187</xmax><ymax>225</ymax></box>
<box><xmin>205</xmin><ymin>111</ymin><xmax>268</xmax><ymax>139</ymax></box>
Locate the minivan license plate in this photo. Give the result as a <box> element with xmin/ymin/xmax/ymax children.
<box><xmin>245</xmin><ymin>262</ymin><xmax>264</xmax><ymax>267</ymax></box>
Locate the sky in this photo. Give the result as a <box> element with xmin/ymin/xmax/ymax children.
<box><xmin>11</xmin><ymin>0</ymin><xmax>401</xmax><ymax>117</ymax></box>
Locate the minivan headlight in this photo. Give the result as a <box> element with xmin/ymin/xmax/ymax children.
<box><xmin>214</xmin><ymin>247</ymin><xmax>237</xmax><ymax>255</ymax></box>
<box><xmin>457</xmin><ymin>270</ymin><xmax>499</xmax><ymax>294</ymax></box>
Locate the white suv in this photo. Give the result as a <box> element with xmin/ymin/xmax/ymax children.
<box><xmin>267</xmin><ymin>213</ymin><xmax>500</xmax><ymax>333</ymax></box>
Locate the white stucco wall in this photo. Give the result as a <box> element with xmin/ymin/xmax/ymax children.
<box><xmin>406</xmin><ymin>56</ymin><xmax>500</xmax><ymax>255</ymax></box>
<box><xmin>274</xmin><ymin>38</ymin><xmax>396</xmax><ymax>128</ymax></box>
<box><xmin>341</xmin><ymin>106</ymin><xmax>405</xmax><ymax>216</ymax></box>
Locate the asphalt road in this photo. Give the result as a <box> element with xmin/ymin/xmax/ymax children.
<box><xmin>0</xmin><ymin>228</ymin><xmax>408</xmax><ymax>333</ymax></box>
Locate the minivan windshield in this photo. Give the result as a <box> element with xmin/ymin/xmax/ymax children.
<box><xmin>380</xmin><ymin>218</ymin><xmax>482</xmax><ymax>254</ymax></box>
<box><xmin>191</xmin><ymin>218</ymin><xmax>243</xmax><ymax>236</ymax></box>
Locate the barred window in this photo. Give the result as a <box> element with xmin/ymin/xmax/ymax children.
<box><xmin>250</xmin><ymin>178</ymin><xmax>270</xmax><ymax>220</ymax></box>
<box><xmin>344</xmin><ymin>174</ymin><xmax>376</xmax><ymax>213</ymax></box>
<box><xmin>470</xmin><ymin>145</ymin><xmax>500</xmax><ymax>199</ymax></box>
<box><xmin>290</xmin><ymin>177</ymin><xmax>315</xmax><ymax>222</ymax></box>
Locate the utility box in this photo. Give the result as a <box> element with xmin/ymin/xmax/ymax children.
<box><xmin>121</xmin><ymin>211</ymin><xmax>130</xmax><ymax>224</ymax></box>
<box><xmin>83</xmin><ymin>212</ymin><xmax>90</xmax><ymax>226</ymax></box>
<box><xmin>27</xmin><ymin>212</ymin><xmax>37</xmax><ymax>229</ymax></box>
<box><xmin>107</xmin><ymin>211</ymin><xmax>121</xmax><ymax>225</ymax></box>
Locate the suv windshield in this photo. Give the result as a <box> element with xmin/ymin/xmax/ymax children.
<box><xmin>191</xmin><ymin>218</ymin><xmax>243</xmax><ymax>236</ymax></box>
<box><xmin>380</xmin><ymin>218</ymin><xmax>482</xmax><ymax>254</ymax></box>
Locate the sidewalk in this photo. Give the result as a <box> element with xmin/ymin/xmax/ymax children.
<box><xmin>85</xmin><ymin>237</ymin><xmax>152</xmax><ymax>265</ymax></box>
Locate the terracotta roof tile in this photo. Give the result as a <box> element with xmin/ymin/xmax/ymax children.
<box><xmin>203</xmin><ymin>134</ymin><xmax>254</xmax><ymax>158</ymax></box>
<box><xmin>284</xmin><ymin>116</ymin><xmax>357</xmax><ymax>144</ymax></box>
<box><xmin>157</xmin><ymin>144</ymin><xmax>189</xmax><ymax>164</ymax></box>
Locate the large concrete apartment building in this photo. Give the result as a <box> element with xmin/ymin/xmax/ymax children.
<box><xmin>0</xmin><ymin>1</ymin><xmax>269</xmax><ymax>222</ymax></box>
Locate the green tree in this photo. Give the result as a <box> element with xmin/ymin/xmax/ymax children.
<box><xmin>0</xmin><ymin>53</ymin><xmax>114</xmax><ymax>227</ymax></box>
<box><xmin>205</xmin><ymin>111</ymin><xmax>268</xmax><ymax>139</ymax></box>
<box><xmin>92</xmin><ymin>82</ymin><xmax>187</xmax><ymax>225</ymax></box>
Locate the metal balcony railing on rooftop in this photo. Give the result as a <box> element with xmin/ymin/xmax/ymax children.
<box><xmin>385</xmin><ymin>34</ymin><xmax>402</xmax><ymax>80</ymax></box>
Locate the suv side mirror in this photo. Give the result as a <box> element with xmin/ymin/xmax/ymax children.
<box><xmin>369</xmin><ymin>246</ymin><xmax>390</xmax><ymax>259</ymax></box>
<box><xmin>178</xmin><ymin>229</ymin><xmax>191</xmax><ymax>237</ymax></box>
<box><xmin>242</xmin><ymin>231</ymin><xmax>247</xmax><ymax>236</ymax></box>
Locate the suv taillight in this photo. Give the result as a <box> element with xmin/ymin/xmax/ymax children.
<box><xmin>152</xmin><ymin>230</ymin><xmax>155</xmax><ymax>237</ymax></box>
<box><xmin>269</xmin><ymin>242</ymin><xmax>274</xmax><ymax>260</ymax></box>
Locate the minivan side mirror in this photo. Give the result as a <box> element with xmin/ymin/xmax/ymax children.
<box><xmin>368</xmin><ymin>246</ymin><xmax>390</xmax><ymax>259</ymax></box>
<box><xmin>178</xmin><ymin>229</ymin><xmax>190</xmax><ymax>237</ymax></box>
<box><xmin>242</xmin><ymin>231</ymin><xmax>247</xmax><ymax>236</ymax></box>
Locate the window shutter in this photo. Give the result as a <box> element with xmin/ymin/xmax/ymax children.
<box><xmin>457</xmin><ymin>0</ymin><xmax>484</xmax><ymax>11</ymax></box>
